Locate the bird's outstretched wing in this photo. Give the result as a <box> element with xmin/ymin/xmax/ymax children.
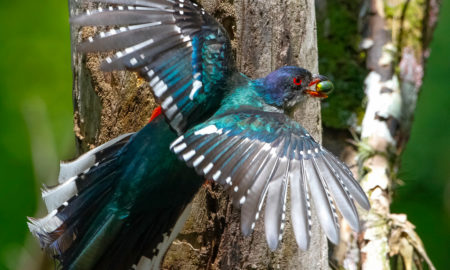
<box><xmin>71</xmin><ymin>0</ymin><xmax>236</xmax><ymax>133</ymax></box>
<box><xmin>170</xmin><ymin>109</ymin><xmax>370</xmax><ymax>250</ymax></box>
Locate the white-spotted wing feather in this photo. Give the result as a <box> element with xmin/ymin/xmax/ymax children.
<box><xmin>170</xmin><ymin>110</ymin><xmax>370</xmax><ymax>250</ymax></box>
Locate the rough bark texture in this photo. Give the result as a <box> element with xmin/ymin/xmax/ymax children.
<box><xmin>69</xmin><ymin>24</ymin><xmax>157</xmax><ymax>152</ymax></box>
<box><xmin>316</xmin><ymin>0</ymin><xmax>440</xmax><ymax>269</ymax></box>
<box><xmin>69</xmin><ymin>0</ymin><xmax>325</xmax><ymax>269</ymax></box>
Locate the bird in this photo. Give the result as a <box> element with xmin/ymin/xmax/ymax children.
<box><xmin>28</xmin><ymin>0</ymin><xmax>370</xmax><ymax>269</ymax></box>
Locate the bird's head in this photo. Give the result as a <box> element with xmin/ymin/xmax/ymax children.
<box><xmin>258</xmin><ymin>66</ymin><xmax>334</xmax><ymax>110</ymax></box>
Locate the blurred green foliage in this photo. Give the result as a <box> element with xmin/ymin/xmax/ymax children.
<box><xmin>317</xmin><ymin>0</ymin><xmax>367</xmax><ymax>128</ymax></box>
<box><xmin>0</xmin><ymin>0</ymin><xmax>448</xmax><ymax>269</ymax></box>
<box><xmin>0</xmin><ymin>0</ymin><xmax>74</xmax><ymax>269</ymax></box>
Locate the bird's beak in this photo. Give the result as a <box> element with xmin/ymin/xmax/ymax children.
<box><xmin>305</xmin><ymin>74</ymin><xmax>334</xmax><ymax>99</ymax></box>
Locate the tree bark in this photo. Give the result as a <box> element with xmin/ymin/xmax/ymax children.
<box><xmin>69</xmin><ymin>0</ymin><xmax>325</xmax><ymax>269</ymax></box>
<box><xmin>315</xmin><ymin>0</ymin><xmax>440</xmax><ymax>269</ymax></box>
<box><xmin>358</xmin><ymin>1</ymin><xmax>439</xmax><ymax>269</ymax></box>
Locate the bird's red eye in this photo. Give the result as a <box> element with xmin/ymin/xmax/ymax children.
<box><xmin>293</xmin><ymin>77</ymin><xmax>302</xmax><ymax>86</ymax></box>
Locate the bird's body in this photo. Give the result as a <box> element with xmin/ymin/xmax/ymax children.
<box><xmin>28</xmin><ymin>0</ymin><xmax>369</xmax><ymax>269</ymax></box>
<box><xmin>30</xmin><ymin>116</ymin><xmax>204</xmax><ymax>269</ymax></box>
<box><xmin>71</xmin><ymin>116</ymin><xmax>203</xmax><ymax>269</ymax></box>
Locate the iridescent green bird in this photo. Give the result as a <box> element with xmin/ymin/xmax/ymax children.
<box><xmin>28</xmin><ymin>0</ymin><xmax>369</xmax><ymax>269</ymax></box>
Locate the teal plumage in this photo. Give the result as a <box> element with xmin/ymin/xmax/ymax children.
<box><xmin>29</xmin><ymin>0</ymin><xmax>368</xmax><ymax>269</ymax></box>
<box><xmin>30</xmin><ymin>116</ymin><xmax>203</xmax><ymax>269</ymax></box>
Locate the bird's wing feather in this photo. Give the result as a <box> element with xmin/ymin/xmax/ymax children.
<box><xmin>170</xmin><ymin>109</ymin><xmax>370</xmax><ymax>250</ymax></box>
<box><xmin>71</xmin><ymin>0</ymin><xmax>236</xmax><ymax>133</ymax></box>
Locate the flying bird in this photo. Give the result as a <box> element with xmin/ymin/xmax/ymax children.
<box><xmin>28</xmin><ymin>0</ymin><xmax>370</xmax><ymax>269</ymax></box>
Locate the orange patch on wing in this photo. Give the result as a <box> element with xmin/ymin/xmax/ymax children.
<box><xmin>149</xmin><ymin>105</ymin><xmax>162</xmax><ymax>123</ymax></box>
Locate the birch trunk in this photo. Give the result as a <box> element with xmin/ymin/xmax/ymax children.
<box><xmin>315</xmin><ymin>0</ymin><xmax>440</xmax><ymax>269</ymax></box>
<box><xmin>358</xmin><ymin>1</ymin><xmax>439</xmax><ymax>269</ymax></box>
<box><xmin>69</xmin><ymin>0</ymin><xmax>325</xmax><ymax>269</ymax></box>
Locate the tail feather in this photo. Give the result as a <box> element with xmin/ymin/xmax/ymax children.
<box><xmin>138</xmin><ymin>202</ymin><xmax>193</xmax><ymax>270</ymax></box>
<box><xmin>42</xmin><ymin>133</ymin><xmax>133</xmax><ymax>213</ymax></box>
<box><xmin>27</xmin><ymin>210</ymin><xmax>64</xmax><ymax>248</ymax></box>
<box><xmin>90</xmin><ymin>202</ymin><xmax>193</xmax><ymax>270</ymax></box>
<box><xmin>28</xmin><ymin>156</ymin><xmax>120</xmax><ymax>257</ymax></box>
<box><xmin>55</xmin><ymin>162</ymin><xmax>119</xmax><ymax>257</ymax></box>
<box><xmin>58</xmin><ymin>133</ymin><xmax>133</xmax><ymax>183</ymax></box>
<box><xmin>42</xmin><ymin>177</ymin><xmax>77</xmax><ymax>212</ymax></box>
<box><xmin>66</xmin><ymin>208</ymin><xmax>125</xmax><ymax>269</ymax></box>
<box><xmin>29</xmin><ymin>118</ymin><xmax>202</xmax><ymax>269</ymax></box>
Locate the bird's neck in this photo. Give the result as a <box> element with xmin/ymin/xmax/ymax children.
<box><xmin>216</xmin><ymin>76</ymin><xmax>282</xmax><ymax>115</ymax></box>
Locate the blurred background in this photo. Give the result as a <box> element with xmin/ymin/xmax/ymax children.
<box><xmin>0</xmin><ymin>0</ymin><xmax>448</xmax><ymax>269</ymax></box>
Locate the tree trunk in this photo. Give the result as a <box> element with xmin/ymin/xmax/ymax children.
<box><xmin>163</xmin><ymin>1</ymin><xmax>326</xmax><ymax>269</ymax></box>
<box><xmin>358</xmin><ymin>1</ymin><xmax>439</xmax><ymax>269</ymax></box>
<box><xmin>69</xmin><ymin>0</ymin><xmax>325</xmax><ymax>269</ymax></box>
<box><xmin>315</xmin><ymin>0</ymin><xmax>440</xmax><ymax>269</ymax></box>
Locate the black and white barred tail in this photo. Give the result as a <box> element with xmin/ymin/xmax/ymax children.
<box><xmin>27</xmin><ymin>133</ymin><xmax>134</xmax><ymax>261</ymax></box>
<box><xmin>28</xmin><ymin>116</ymin><xmax>202</xmax><ymax>270</ymax></box>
